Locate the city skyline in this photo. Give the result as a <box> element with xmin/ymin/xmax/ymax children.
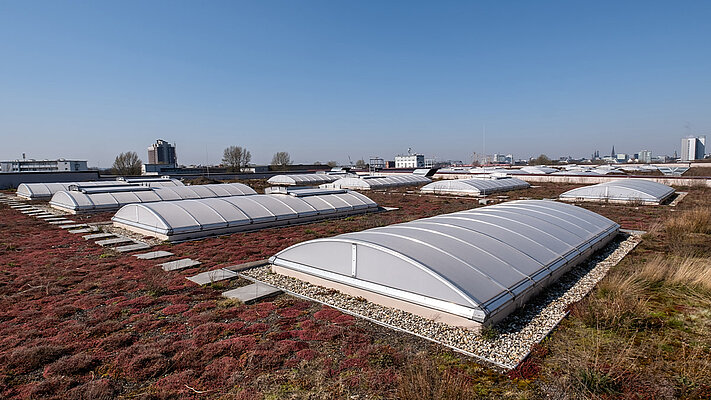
<box><xmin>1</xmin><ymin>1</ymin><xmax>710</xmax><ymax>166</ymax></box>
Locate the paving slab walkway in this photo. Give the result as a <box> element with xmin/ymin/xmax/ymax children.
<box><xmin>96</xmin><ymin>237</ymin><xmax>135</xmax><ymax>247</ymax></box>
<box><xmin>83</xmin><ymin>233</ymin><xmax>116</xmax><ymax>240</ymax></box>
<box><xmin>60</xmin><ymin>224</ymin><xmax>89</xmax><ymax>229</ymax></box>
<box><xmin>134</xmin><ymin>250</ymin><xmax>173</xmax><ymax>260</ymax></box>
<box><xmin>188</xmin><ymin>268</ymin><xmax>240</xmax><ymax>285</ymax></box>
<box><xmin>115</xmin><ymin>242</ymin><xmax>151</xmax><ymax>253</ymax></box>
<box><xmin>222</xmin><ymin>283</ymin><xmax>281</xmax><ymax>303</ymax></box>
<box><xmin>68</xmin><ymin>228</ymin><xmax>95</xmax><ymax>234</ymax></box>
<box><xmin>161</xmin><ymin>258</ymin><xmax>201</xmax><ymax>272</ymax></box>
<box><xmin>49</xmin><ymin>220</ymin><xmax>75</xmax><ymax>225</ymax></box>
<box><xmin>35</xmin><ymin>214</ymin><xmax>57</xmax><ymax>218</ymax></box>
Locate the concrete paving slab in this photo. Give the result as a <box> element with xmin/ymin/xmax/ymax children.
<box><xmin>161</xmin><ymin>258</ymin><xmax>201</xmax><ymax>272</ymax></box>
<box><xmin>222</xmin><ymin>283</ymin><xmax>281</xmax><ymax>303</ymax></box>
<box><xmin>68</xmin><ymin>228</ymin><xmax>94</xmax><ymax>234</ymax></box>
<box><xmin>134</xmin><ymin>250</ymin><xmax>173</xmax><ymax>260</ymax></box>
<box><xmin>60</xmin><ymin>224</ymin><xmax>88</xmax><ymax>229</ymax></box>
<box><xmin>44</xmin><ymin>217</ymin><xmax>68</xmax><ymax>222</ymax></box>
<box><xmin>188</xmin><ymin>268</ymin><xmax>240</xmax><ymax>285</ymax></box>
<box><xmin>96</xmin><ymin>237</ymin><xmax>135</xmax><ymax>247</ymax></box>
<box><xmin>223</xmin><ymin>259</ymin><xmax>271</xmax><ymax>273</ymax></box>
<box><xmin>22</xmin><ymin>210</ymin><xmax>43</xmax><ymax>214</ymax></box>
<box><xmin>83</xmin><ymin>232</ymin><xmax>116</xmax><ymax>240</ymax></box>
<box><xmin>49</xmin><ymin>220</ymin><xmax>75</xmax><ymax>225</ymax></box>
<box><xmin>115</xmin><ymin>242</ymin><xmax>151</xmax><ymax>253</ymax></box>
<box><xmin>35</xmin><ymin>214</ymin><xmax>57</xmax><ymax>218</ymax></box>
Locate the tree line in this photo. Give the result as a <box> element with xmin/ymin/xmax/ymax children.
<box><xmin>110</xmin><ymin>147</ymin><xmax>306</xmax><ymax>175</ymax></box>
<box><xmin>222</xmin><ymin>147</ymin><xmax>293</xmax><ymax>172</ymax></box>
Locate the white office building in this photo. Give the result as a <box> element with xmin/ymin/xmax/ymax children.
<box><xmin>0</xmin><ymin>159</ymin><xmax>88</xmax><ymax>173</ymax></box>
<box><xmin>395</xmin><ymin>154</ymin><xmax>425</xmax><ymax>168</ymax></box>
<box><xmin>681</xmin><ymin>136</ymin><xmax>706</xmax><ymax>161</ymax></box>
<box><xmin>638</xmin><ymin>150</ymin><xmax>652</xmax><ymax>164</ymax></box>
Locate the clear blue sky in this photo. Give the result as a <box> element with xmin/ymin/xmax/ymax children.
<box><xmin>1</xmin><ymin>1</ymin><xmax>710</xmax><ymax>166</ymax></box>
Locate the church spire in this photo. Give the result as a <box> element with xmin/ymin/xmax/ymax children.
<box><xmin>611</xmin><ymin>145</ymin><xmax>615</xmax><ymax>158</ymax></box>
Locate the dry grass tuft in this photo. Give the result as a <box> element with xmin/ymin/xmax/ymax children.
<box><xmin>574</xmin><ymin>273</ymin><xmax>650</xmax><ymax>332</ymax></box>
<box><xmin>639</xmin><ymin>255</ymin><xmax>711</xmax><ymax>292</ymax></box>
<box><xmin>661</xmin><ymin>207</ymin><xmax>711</xmax><ymax>254</ymax></box>
<box><xmin>397</xmin><ymin>357</ymin><xmax>477</xmax><ymax>400</ymax></box>
<box><xmin>664</xmin><ymin>207</ymin><xmax>711</xmax><ymax>236</ymax></box>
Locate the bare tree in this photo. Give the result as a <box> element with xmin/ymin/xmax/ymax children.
<box><xmin>271</xmin><ymin>152</ymin><xmax>292</xmax><ymax>170</ymax></box>
<box><xmin>355</xmin><ymin>159</ymin><xmax>367</xmax><ymax>168</ymax></box>
<box><xmin>112</xmin><ymin>151</ymin><xmax>142</xmax><ymax>175</ymax></box>
<box><xmin>529</xmin><ymin>154</ymin><xmax>552</xmax><ymax>166</ymax></box>
<box><xmin>222</xmin><ymin>146</ymin><xmax>251</xmax><ymax>172</ymax></box>
<box><xmin>326</xmin><ymin>161</ymin><xmax>338</xmax><ymax>168</ymax></box>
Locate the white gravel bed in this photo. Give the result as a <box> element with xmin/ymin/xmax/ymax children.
<box><xmin>242</xmin><ymin>233</ymin><xmax>641</xmax><ymax>369</ymax></box>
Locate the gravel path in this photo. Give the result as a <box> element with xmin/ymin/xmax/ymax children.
<box><xmin>243</xmin><ymin>233</ymin><xmax>641</xmax><ymax>369</ymax></box>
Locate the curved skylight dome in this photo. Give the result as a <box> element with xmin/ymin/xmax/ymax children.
<box><xmin>559</xmin><ymin>179</ymin><xmax>675</xmax><ymax>205</ymax></box>
<box><xmin>17</xmin><ymin>181</ymin><xmax>130</xmax><ymax>200</ymax></box>
<box><xmin>520</xmin><ymin>166</ymin><xmax>558</xmax><ymax>174</ymax></box>
<box><xmin>324</xmin><ymin>175</ymin><xmax>431</xmax><ymax>190</ymax></box>
<box><xmin>420</xmin><ymin>177</ymin><xmax>530</xmax><ymax>196</ymax></box>
<box><xmin>123</xmin><ymin>178</ymin><xmax>185</xmax><ymax>188</ymax></box>
<box><xmin>112</xmin><ymin>190</ymin><xmax>378</xmax><ymax>241</ymax></box>
<box><xmin>49</xmin><ymin>183</ymin><xmax>256</xmax><ymax>213</ymax></box>
<box><xmin>270</xmin><ymin>200</ymin><xmax>619</xmax><ymax>328</ymax></box>
<box><xmin>16</xmin><ymin>179</ymin><xmax>183</xmax><ymax>200</ymax></box>
<box><xmin>267</xmin><ymin>174</ymin><xmax>339</xmax><ymax>186</ymax></box>
<box><xmin>551</xmin><ymin>170</ymin><xmax>602</xmax><ymax>176</ymax></box>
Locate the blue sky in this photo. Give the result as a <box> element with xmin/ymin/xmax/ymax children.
<box><xmin>1</xmin><ymin>1</ymin><xmax>710</xmax><ymax>166</ymax></box>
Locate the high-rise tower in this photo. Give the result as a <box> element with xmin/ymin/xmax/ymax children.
<box><xmin>147</xmin><ymin>139</ymin><xmax>177</xmax><ymax>165</ymax></box>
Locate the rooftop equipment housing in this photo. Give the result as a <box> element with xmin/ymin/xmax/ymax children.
<box><xmin>270</xmin><ymin>200</ymin><xmax>619</xmax><ymax>329</ymax></box>
<box><xmin>49</xmin><ymin>183</ymin><xmax>256</xmax><ymax>214</ymax></box>
<box><xmin>559</xmin><ymin>179</ymin><xmax>675</xmax><ymax>205</ymax></box>
<box><xmin>420</xmin><ymin>177</ymin><xmax>530</xmax><ymax>197</ymax></box>
<box><xmin>322</xmin><ymin>175</ymin><xmax>431</xmax><ymax>190</ymax></box>
<box><xmin>16</xmin><ymin>179</ymin><xmax>183</xmax><ymax>200</ymax></box>
<box><xmin>112</xmin><ymin>190</ymin><xmax>378</xmax><ymax>241</ymax></box>
<box><xmin>267</xmin><ymin>174</ymin><xmax>339</xmax><ymax>186</ymax></box>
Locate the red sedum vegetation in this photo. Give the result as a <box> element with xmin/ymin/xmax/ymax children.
<box><xmin>0</xmin><ymin>183</ymin><xmax>704</xmax><ymax>398</ymax></box>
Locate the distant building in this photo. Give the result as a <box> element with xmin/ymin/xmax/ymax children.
<box><xmin>142</xmin><ymin>163</ymin><xmax>177</xmax><ymax>175</ymax></box>
<box><xmin>616</xmin><ymin>153</ymin><xmax>629</xmax><ymax>162</ymax></box>
<box><xmin>147</xmin><ymin>139</ymin><xmax>177</xmax><ymax>165</ymax></box>
<box><xmin>493</xmin><ymin>153</ymin><xmax>514</xmax><ymax>164</ymax></box>
<box><xmin>369</xmin><ymin>157</ymin><xmax>385</xmax><ymax>169</ymax></box>
<box><xmin>681</xmin><ymin>136</ymin><xmax>706</xmax><ymax>161</ymax></box>
<box><xmin>395</xmin><ymin>154</ymin><xmax>425</xmax><ymax>168</ymax></box>
<box><xmin>638</xmin><ymin>150</ymin><xmax>652</xmax><ymax>163</ymax></box>
<box><xmin>385</xmin><ymin>160</ymin><xmax>396</xmax><ymax>168</ymax></box>
<box><xmin>0</xmin><ymin>158</ymin><xmax>88</xmax><ymax>173</ymax></box>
